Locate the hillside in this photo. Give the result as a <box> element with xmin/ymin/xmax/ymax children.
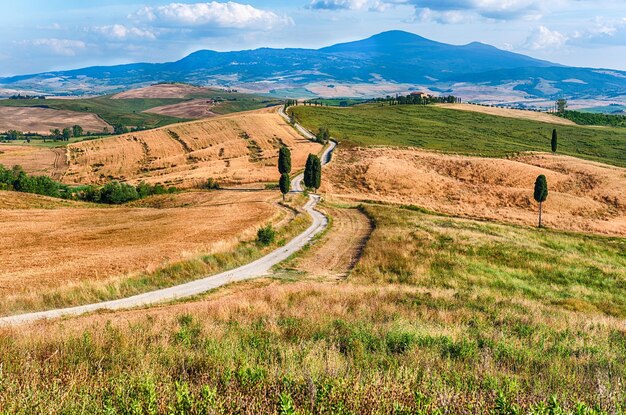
<box><xmin>0</xmin><ymin>189</ymin><xmax>289</xmax><ymax>316</ymax></box>
<box><xmin>291</xmin><ymin>103</ymin><xmax>626</xmax><ymax>167</ymax></box>
<box><xmin>2</xmin><ymin>31</ymin><xmax>626</xmax><ymax>102</ymax></box>
<box><xmin>63</xmin><ymin>107</ymin><xmax>322</xmax><ymax>187</ymax></box>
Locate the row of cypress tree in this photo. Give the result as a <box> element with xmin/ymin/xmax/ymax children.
<box><xmin>277</xmin><ymin>146</ymin><xmax>322</xmax><ymax>201</ymax></box>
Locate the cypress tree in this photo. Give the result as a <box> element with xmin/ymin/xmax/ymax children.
<box><xmin>533</xmin><ymin>175</ymin><xmax>549</xmax><ymax>227</ymax></box>
<box><xmin>304</xmin><ymin>154</ymin><xmax>315</xmax><ymax>190</ymax></box>
<box><xmin>279</xmin><ymin>173</ymin><xmax>290</xmax><ymax>201</ymax></box>
<box><xmin>312</xmin><ymin>155</ymin><xmax>322</xmax><ymax>192</ymax></box>
<box><xmin>278</xmin><ymin>146</ymin><xmax>291</xmax><ymax>175</ymax></box>
<box><xmin>551</xmin><ymin>129</ymin><xmax>558</xmax><ymax>153</ymax></box>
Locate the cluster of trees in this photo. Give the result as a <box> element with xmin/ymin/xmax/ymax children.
<box><xmin>283</xmin><ymin>99</ymin><xmax>298</xmax><ymax>110</ymax></box>
<box><xmin>315</xmin><ymin>127</ymin><xmax>330</xmax><ymax>144</ymax></box>
<box><xmin>0</xmin><ymin>165</ymin><xmax>65</xmax><ymax>198</ymax></box>
<box><xmin>49</xmin><ymin>125</ymin><xmax>84</xmax><ymax>141</ymax></box>
<box><xmin>79</xmin><ymin>181</ymin><xmax>177</xmax><ymax>204</ymax></box>
<box><xmin>373</xmin><ymin>94</ymin><xmax>461</xmax><ymax>106</ymax></box>
<box><xmin>556</xmin><ymin>110</ymin><xmax>626</xmax><ymax>127</ymax></box>
<box><xmin>0</xmin><ymin>164</ymin><xmax>177</xmax><ymax>204</ymax></box>
<box><xmin>8</xmin><ymin>94</ymin><xmax>46</xmax><ymax>100</ymax></box>
<box><xmin>304</xmin><ymin>154</ymin><xmax>322</xmax><ymax>192</ymax></box>
<box><xmin>276</xmin><ymin>146</ymin><xmax>323</xmax><ymax>201</ymax></box>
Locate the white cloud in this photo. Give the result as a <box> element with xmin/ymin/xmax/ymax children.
<box><xmin>26</xmin><ymin>39</ymin><xmax>86</xmax><ymax>56</ymax></box>
<box><xmin>134</xmin><ymin>2</ymin><xmax>292</xmax><ymax>30</ymax></box>
<box><xmin>524</xmin><ymin>26</ymin><xmax>568</xmax><ymax>50</ymax></box>
<box><xmin>91</xmin><ymin>24</ymin><xmax>156</xmax><ymax>40</ymax></box>
<box><xmin>394</xmin><ymin>0</ymin><xmax>543</xmax><ymax>22</ymax></box>
<box><xmin>308</xmin><ymin>0</ymin><xmax>369</xmax><ymax>10</ymax></box>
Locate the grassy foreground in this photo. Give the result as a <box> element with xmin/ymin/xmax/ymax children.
<box><xmin>290</xmin><ymin>104</ymin><xmax>626</xmax><ymax>167</ymax></box>
<box><xmin>1</xmin><ymin>204</ymin><xmax>624</xmax><ymax>413</ymax></box>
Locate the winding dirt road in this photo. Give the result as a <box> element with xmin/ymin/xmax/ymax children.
<box><xmin>0</xmin><ymin>107</ymin><xmax>336</xmax><ymax>326</ymax></box>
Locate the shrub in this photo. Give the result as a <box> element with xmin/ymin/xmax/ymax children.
<box><xmin>257</xmin><ymin>225</ymin><xmax>276</xmax><ymax>246</ymax></box>
<box><xmin>203</xmin><ymin>178</ymin><xmax>221</xmax><ymax>190</ymax></box>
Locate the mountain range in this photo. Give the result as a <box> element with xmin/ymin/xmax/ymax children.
<box><xmin>2</xmin><ymin>30</ymin><xmax>626</xmax><ymax>104</ymax></box>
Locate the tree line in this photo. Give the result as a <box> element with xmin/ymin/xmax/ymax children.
<box><xmin>0</xmin><ymin>164</ymin><xmax>177</xmax><ymax>204</ymax></box>
<box><xmin>555</xmin><ymin>110</ymin><xmax>626</xmax><ymax>127</ymax></box>
<box><xmin>373</xmin><ymin>94</ymin><xmax>461</xmax><ymax>106</ymax></box>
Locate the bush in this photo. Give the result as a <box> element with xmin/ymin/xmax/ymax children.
<box><xmin>99</xmin><ymin>182</ymin><xmax>139</xmax><ymax>204</ymax></box>
<box><xmin>203</xmin><ymin>178</ymin><xmax>221</xmax><ymax>190</ymax></box>
<box><xmin>257</xmin><ymin>225</ymin><xmax>276</xmax><ymax>246</ymax></box>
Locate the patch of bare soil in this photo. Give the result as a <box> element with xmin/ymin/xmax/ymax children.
<box><xmin>323</xmin><ymin>147</ymin><xmax>626</xmax><ymax>236</ymax></box>
<box><xmin>144</xmin><ymin>99</ymin><xmax>217</xmax><ymax>119</ymax></box>
<box><xmin>437</xmin><ymin>103</ymin><xmax>576</xmax><ymax>126</ymax></box>
<box><xmin>0</xmin><ymin>106</ymin><xmax>111</xmax><ymax>135</ymax></box>
<box><xmin>295</xmin><ymin>206</ymin><xmax>373</xmax><ymax>278</ymax></box>
<box><xmin>112</xmin><ymin>84</ymin><xmax>211</xmax><ymax>99</ymax></box>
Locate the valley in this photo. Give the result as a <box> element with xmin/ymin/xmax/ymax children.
<box><xmin>1</xmin><ymin>54</ymin><xmax>625</xmax><ymax>415</ymax></box>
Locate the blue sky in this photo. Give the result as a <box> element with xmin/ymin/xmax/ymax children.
<box><xmin>1</xmin><ymin>0</ymin><xmax>625</xmax><ymax>76</ymax></box>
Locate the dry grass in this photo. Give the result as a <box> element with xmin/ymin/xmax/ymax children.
<box><xmin>323</xmin><ymin>147</ymin><xmax>626</xmax><ymax>236</ymax></box>
<box><xmin>112</xmin><ymin>84</ymin><xmax>212</xmax><ymax>99</ymax></box>
<box><xmin>0</xmin><ymin>144</ymin><xmax>67</xmax><ymax>179</ymax></box>
<box><xmin>437</xmin><ymin>103</ymin><xmax>576</xmax><ymax>125</ymax></box>
<box><xmin>0</xmin><ymin>106</ymin><xmax>110</xmax><ymax>135</ymax></box>
<box><xmin>144</xmin><ymin>99</ymin><xmax>217</xmax><ymax>119</ymax></box>
<box><xmin>64</xmin><ymin>107</ymin><xmax>322</xmax><ymax>187</ymax></box>
<box><xmin>0</xmin><ymin>189</ymin><xmax>283</xmax><ymax>315</ymax></box>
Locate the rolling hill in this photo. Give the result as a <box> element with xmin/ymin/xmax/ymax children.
<box><xmin>2</xmin><ymin>31</ymin><xmax>626</xmax><ymax>103</ymax></box>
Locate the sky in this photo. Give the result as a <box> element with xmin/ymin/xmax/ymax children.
<box><xmin>1</xmin><ymin>0</ymin><xmax>626</xmax><ymax>76</ymax></box>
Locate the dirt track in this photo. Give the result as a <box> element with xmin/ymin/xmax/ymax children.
<box><xmin>0</xmin><ymin>145</ymin><xmax>68</xmax><ymax>178</ymax></box>
<box><xmin>295</xmin><ymin>206</ymin><xmax>372</xmax><ymax>277</ymax></box>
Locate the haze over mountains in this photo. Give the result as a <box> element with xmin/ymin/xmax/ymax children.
<box><xmin>2</xmin><ymin>30</ymin><xmax>626</xmax><ymax>105</ymax></box>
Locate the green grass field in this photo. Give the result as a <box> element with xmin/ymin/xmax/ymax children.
<box><xmin>291</xmin><ymin>104</ymin><xmax>626</xmax><ymax>167</ymax></box>
<box><xmin>2</xmin><ymin>204</ymin><xmax>624</xmax><ymax>413</ymax></box>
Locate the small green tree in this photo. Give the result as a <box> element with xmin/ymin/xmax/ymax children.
<box><xmin>50</xmin><ymin>128</ymin><xmax>61</xmax><ymax>141</ymax></box>
<box><xmin>304</xmin><ymin>154</ymin><xmax>322</xmax><ymax>192</ymax></box>
<box><xmin>279</xmin><ymin>173</ymin><xmax>290</xmax><ymax>201</ymax></box>
<box><xmin>62</xmin><ymin>127</ymin><xmax>72</xmax><ymax>141</ymax></box>
<box><xmin>278</xmin><ymin>146</ymin><xmax>291</xmax><ymax>175</ymax></box>
<box><xmin>257</xmin><ymin>225</ymin><xmax>275</xmax><ymax>246</ymax></box>
<box><xmin>72</xmin><ymin>124</ymin><xmax>83</xmax><ymax>138</ymax></box>
<box><xmin>311</xmin><ymin>155</ymin><xmax>322</xmax><ymax>192</ymax></box>
<box><xmin>534</xmin><ymin>175</ymin><xmax>548</xmax><ymax>227</ymax></box>
<box><xmin>316</xmin><ymin>127</ymin><xmax>330</xmax><ymax>144</ymax></box>
<box><xmin>551</xmin><ymin>129</ymin><xmax>557</xmax><ymax>153</ymax></box>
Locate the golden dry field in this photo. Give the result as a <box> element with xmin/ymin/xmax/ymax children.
<box><xmin>437</xmin><ymin>103</ymin><xmax>577</xmax><ymax>125</ymax></box>
<box><xmin>0</xmin><ymin>189</ymin><xmax>283</xmax><ymax>315</ymax></box>
<box><xmin>144</xmin><ymin>99</ymin><xmax>217</xmax><ymax>119</ymax></box>
<box><xmin>323</xmin><ymin>147</ymin><xmax>626</xmax><ymax>236</ymax></box>
<box><xmin>0</xmin><ymin>144</ymin><xmax>67</xmax><ymax>179</ymax></box>
<box><xmin>64</xmin><ymin>107</ymin><xmax>322</xmax><ymax>187</ymax></box>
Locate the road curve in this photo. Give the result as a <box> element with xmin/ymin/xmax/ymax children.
<box><xmin>0</xmin><ymin>107</ymin><xmax>336</xmax><ymax>326</ymax></box>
